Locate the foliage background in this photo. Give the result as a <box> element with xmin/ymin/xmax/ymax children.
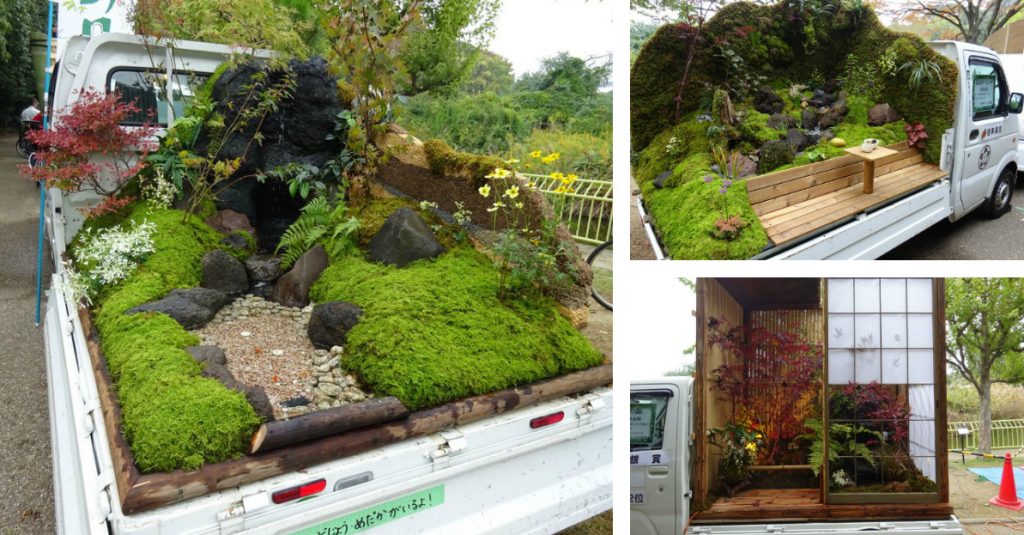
<box><xmin>0</xmin><ymin>0</ymin><xmax>48</xmax><ymax>128</ymax></box>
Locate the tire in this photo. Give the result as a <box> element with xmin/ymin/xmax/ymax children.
<box><xmin>16</xmin><ymin>137</ymin><xmax>32</xmax><ymax>159</ymax></box>
<box><xmin>983</xmin><ymin>167</ymin><xmax>1015</xmax><ymax>218</ymax></box>
<box><xmin>587</xmin><ymin>239</ymin><xmax>612</xmax><ymax>311</ymax></box>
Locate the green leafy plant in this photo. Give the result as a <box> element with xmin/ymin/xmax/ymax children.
<box><xmin>276</xmin><ymin>196</ymin><xmax>360</xmax><ymax>269</ymax></box>
<box><xmin>899</xmin><ymin>59</ymin><xmax>942</xmax><ymax>91</ymax></box>
<box><xmin>708</xmin><ymin>422</ymin><xmax>763</xmax><ymax>496</ymax></box>
<box><xmin>800</xmin><ymin>417</ymin><xmax>883</xmax><ymax>478</ymax></box>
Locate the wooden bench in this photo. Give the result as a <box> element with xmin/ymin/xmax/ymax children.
<box><xmin>746</xmin><ymin>142</ymin><xmax>948</xmax><ymax>246</ymax></box>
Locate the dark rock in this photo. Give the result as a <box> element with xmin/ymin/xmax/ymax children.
<box><xmin>786</xmin><ymin>128</ymin><xmax>811</xmax><ymax>151</ymax></box>
<box><xmin>206</xmin><ymin>209</ymin><xmax>255</xmax><ymax>236</ymax></box>
<box><xmin>818</xmin><ymin>100</ymin><xmax>848</xmax><ymax>129</ymax></box>
<box><xmin>126</xmin><ymin>288</ymin><xmax>230</xmax><ymax>329</ymax></box>
<box><xmin>245</xmin><ymin>255</ymin><xmax>281</xmax><ymax>283</ymax></box>
<box><xmin>868</xmin><ymin>103</ymin><xmax>901</xmax><ymax>126</ymax></box>
<box><xmin>801</xmin><ymin>108</ymin><xmax>818</xmax><ymax>130</ymax></box>
<box><xmin>186</xmin><ymin>345</ymin><xmax>227</xmax><ymax>367</ymax></box>
<box><xmin>282</xmin><ymin>395</ymin><xmax>310</xmax><ymax>408</ymax></box>
<box><xmin>820</xmin><ymin>129</ymin><xmax>836</xmax><ymax>143</ymax></box>
<box><xmin>808</xmin><ymin>89</ymin><xmax>835</xmax><ymax>108</ymax></box>
<box><xmin>822</xmin><ymin>79</ymin><xmax>842</xmax><ymax>94</ymax></box>
<box><xmin>805</xmin><ymin>132</ymin><xmax>821</xmax><ymax>146</ymax></box>
<box><xmin>214</xmin><ymin>181</ymin><xmax>257</xmax><ymax>225</ymax></box>
<box><xmin>753</xmin><ymin>87</ymin><xmax>784</xmax><ymax>115</ymax></box>
<box><xmin>201</xmin><ymin>250</ymin><xmax>249</xmax><ymax>296</ymax></box>
<box><xmin>221</xmin><ymin>233</ymin><xmax>250</xmax><ymax>251</ymax></box>
<box><xmin>307</xmin><ymin>301</ymin><xmax>363</xmax><ymax>350</ymax></box>
<box><xmin>201</xmin><ymin>361</ymin><xmax>237</xmax><ymax>385</ymax></box>
<box><xmin>367</xmin><ymin>207</ymin><xmax>446</xmax><ymax>268</ymax></box>
<box><xmin>733</xmin><ymin>154</ymin><xmax>758</xmax><ymax>178</ymax></box>
<box><xmin>250</xmin><ymin>282</ymin><xmax>275</xmax><ymax>300</ymax></box>
<box><xmin>653</xmin><ymin>170</ymin><xmax>673</xmax><ymax>189</ymax></box>
<box><xmin>767</xmin><ymin>113</ymin><xmax>797</xmax><ymax>130</ymax></box>
<box><xmin>272</xmin><ymin>245</ymin><xmax>328</xmax><ymax>308</ymax></box>
<box><xmin>757</xmin><ymin>140</ymin><xmax>795</xmax><ymax>174</ymax></box>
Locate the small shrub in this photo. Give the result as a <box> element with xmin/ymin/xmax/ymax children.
<box><xmin>276</xmin><ymin>196</ymin><xmax>360</xmax><ymax>269</ymax></box>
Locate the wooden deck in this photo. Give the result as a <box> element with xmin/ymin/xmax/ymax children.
<box><xmin>747</xmin><ymin>143</ymin><xmax>947</xmax><ymax>246</ymax></box>
<box><xmin>693</xmin><ymin>488</ymin><xmax>953</xmax><ymax>523</ymax></box>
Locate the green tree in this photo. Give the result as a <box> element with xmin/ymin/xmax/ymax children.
<box><xmin>892</xmin><ymin>0</ymin><xmax>1024</xmax><ymax>44</ymax></box>
<box><xmin>946</xmin><ymin>278</ymin><xmax>1024</xmax><ymax>453</ymax></box>
<box><xmin>513</xmin><ymin>52</ymin><xmax>611</xmax><ymax>131</ymax></box>
<box><xmin>0</xmin><ymin>0</ymin><xmax>45</xmax><ymax>125</ymax></box>
<box><xmin>400</xmin><ymin>0</ymin><xmax>500</xmax><ymax>95</ymax></box>
<box><xmin>461</xmin><ymin>48</ymin><xmax>514</xmax><ymax>94</ymax></box>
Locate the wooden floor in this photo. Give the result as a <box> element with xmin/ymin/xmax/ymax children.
<box><xmin>693</xmin><ymin>488</ymin><xmax>953</xmax><ymax>522</ymax></box>
<box><xmin>746</xmin><ymin>144</ymin><xmax>947</xmax><ymax>246</ymax></box>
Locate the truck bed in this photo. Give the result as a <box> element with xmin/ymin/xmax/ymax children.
<box><xmin>747</xmin><ymin>143</ymin><xmax>947</xmax><ymax>246</ymax></box>
<box><xmin>693</xmin><ymin>488</ymin><xmax>953</xmax><ymax>523</ymax></box>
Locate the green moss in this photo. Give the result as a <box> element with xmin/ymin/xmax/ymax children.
<box><xmin>310</xmin><ymin>248</ymin><xmax>604</xmax><ymax>410</ymax></box>
<box><xmin>641</xmin><ymin>175</ymin><xmax>769</xmax><ymax>260</ymax></box>
<box><xmin>74</xmin><ymin>204</ymin><xmax>261</xmax><ymax>473</ymax></box>
<box><xmin>739</xmin><ymin>109</ymin><xmax>784</xmax><ymax>144</ymax></box>
<box><xmin>349</xmin><ymin>197</ymin><xmax>419</xmax><ymax>246</ymax></box>
<box><xmin>633</xmin><ymin>118</ymin><xmax>710</xmax><ymax>185</ymax></box>
<box><xmin>669</xmin><ymin>153</ymin><xmax>713</xmax><ymax>188</ymax></box>
<box><xmin>630</xmin><ymin>25</ymin><xmax>704</xmax><ymax>151</ymax></box>
<box><xmin>422</xmin><ymin>139</ymin><xmax>506</xmax><ymax>185</ymax></box>
<box><xmin>787</xmin><ymin>121</ymin><xmax>906</xmax><ymax>167</ymax></box>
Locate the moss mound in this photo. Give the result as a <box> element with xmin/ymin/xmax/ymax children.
<box><xmin>310</xmin><ymin>248</ymin><xmax>604</xmax><ymax>410</ymax></box>
<box><xmin>82</xmin><ymin>205</ymin><xmax>260</xmax><ymax>473</ymax></box>
<box><xmin>631</xmin><ymin>2</ymin><xmax>955</xmax><ymax>163</ymax></box>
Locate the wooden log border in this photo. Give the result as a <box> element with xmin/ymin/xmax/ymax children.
<box><xmin>78</xmin><ymin>307</ymin><xmax>612</xmax><ymax>514</ymax></box>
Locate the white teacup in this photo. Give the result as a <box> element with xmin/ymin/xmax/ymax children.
<box><xmin>861</xmin><ymin>138</ymin><xmax>879</xmax><ymax>153</ymax></box>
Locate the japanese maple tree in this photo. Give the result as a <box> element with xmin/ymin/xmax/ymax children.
<box><xmin>708</xmin><ymin>315</ymin><xmax>823</xmax><ymax>464</ymax></box>
<box><xmin>21</xmin><ymin>90</ymin><xmax>156</xmax><ymax>199</ymax></box>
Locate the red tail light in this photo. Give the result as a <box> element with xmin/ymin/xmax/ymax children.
<box><xmin>530</xmin><ymin>411</ymin><xmax>565</xmax><ymax>429</ymax></box>
<box><xmin>272</xmin><ymin>478</ymin><xmax>327</xmax><ymax>504</ymax></box>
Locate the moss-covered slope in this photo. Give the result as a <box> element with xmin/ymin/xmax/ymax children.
<box><xmin>85</xmin><ymin>206</ymin><xmax>260</xmax><ymax>473</ymax></box>
<box><xmin>310</xmin><ymin>248</ymin><xmax>604</xmax><ymax>410</ymax></box>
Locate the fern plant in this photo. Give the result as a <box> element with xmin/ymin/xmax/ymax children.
<box><xmin>800</xmin><ymin>417</ymin><xmax>883</xmax><ymax>477</ymax></box>
<box><xmin>276</xmin><ymin>196</ymin><xmax>359</xmax><ymax>269</ymax></box>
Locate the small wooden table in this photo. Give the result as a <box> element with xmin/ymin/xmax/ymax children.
<box><xmin>844</xmin><ymin>146</ymin><xmax>898</xmax><ymax>194</ymax></box>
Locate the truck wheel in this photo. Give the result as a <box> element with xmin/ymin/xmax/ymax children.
<box><xmin>984</xmin><ymin>168</ymin><xmax>1015</xmax><ymax>218</ymax></box>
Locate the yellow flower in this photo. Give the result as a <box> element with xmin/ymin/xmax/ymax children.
<box><xmin>505</xmin><ymin>158</ymin><xmax>520</xmax><ymax>165</ymax></box>
<box><xmin>745</xmin><ymin>442</ymin><xmax>757</xmax><ymax>454</ymax></box>
<box><xmin>755</xmin><ymin>433</ymin><xmax>763</xmax><ymax>440</ymax></box>
<box><xmin>566</xmin><ymin>173</ymin><xmax>579</xmax><ymax>182</ymax></box>
<box><xmin>525</xmin><ymin>181</ymin><xmax>536</xmax><ymax>189</ymax></box>
<box><xmin>550</xmin><ymin>171</ymin><xmax>565</xmax><ymax>180</ymax></box>
<box><xmin>479</xmin><ymin>185</ymin><xmax>491</xmax><ymax>198</ymax></box>
<box><xmin>504</xmin><ymin>186</ymin><xmax>520</xmax><ymax>199</ymax></box>
<box><xmin>541</xmin><ymin>152</ymin><xmax>561</xmax><ymax>164</ymax></box>
<box><xmin>514</xmin><ymin>202</ymin><xmax>524</xmax><ymax>209</ymax></box>
<box><xmin>486</xmin><ymin>167</ymin><xmax>512</xmax><ymax>179</ymax></box>
<box><xmin>554</xmin><ymin>185</ymin><xmax>567</xmax><ymax>194</ymax></box>
<box><xmin>529</xmin><ymin>150</ymin><xmax>543</xmax><ymax>158</ymax></box>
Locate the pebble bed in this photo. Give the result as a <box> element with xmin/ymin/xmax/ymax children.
<box><xmin>193</xmin><ymin>295</ymin><xmax>372</xmax><ymax>420</ymax></box>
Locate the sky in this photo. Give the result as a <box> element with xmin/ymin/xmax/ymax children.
<box><xmin>489</xmin><ymin>0</ymin><xmax>614</xmax><ymax>78</ymax></box>
<box><xmin>620</xmin><ymin>273</ymin><xmax>697</xmax><ymax>380</ymax></box>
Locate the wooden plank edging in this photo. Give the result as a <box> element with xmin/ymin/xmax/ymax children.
<box><xmin>78</xmin><ymin>306</ymin><xmax>612</xmax><ymax>514</ymax></box>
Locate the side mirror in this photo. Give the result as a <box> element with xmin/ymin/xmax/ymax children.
<box><xmin>1009</xmin><ymin>92</ymin><xmax>1024</xmax><ymax>114</ymax></box>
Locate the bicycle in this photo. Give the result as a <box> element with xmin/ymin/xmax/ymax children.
<box><xmin>17</xmin><ymin>120</ymin><xmax>41</xmax><ymax>159</ymax></box>
<box><xmin>587</xmin><ymin>239</ymin><xmax>612</xmax><ymax>311</ymax></box>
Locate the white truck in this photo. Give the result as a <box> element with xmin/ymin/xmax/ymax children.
<box><xmin>630</xmin><ymin>377</ymin><xmax>964</xmax><ymax>535</ymax></box>
<box><xmin>641</xmin><ymin>41</ymin><xmax>1024</xmax><ymax>260</ymax></box>
<box><xmin>42</xmin><ymin>33</ymin><xmax>612</xmax><ymax>534</ymax></box>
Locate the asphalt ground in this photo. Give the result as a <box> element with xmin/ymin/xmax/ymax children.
<box><xmin>882</xmin><ymin>179</ymin><xmax>1024</xmax><ymax>259</ymax></box>
<box><xmin>0</xmin><ymin>134</ymin><xmax>55</xmax><ymax>534</ymax></box>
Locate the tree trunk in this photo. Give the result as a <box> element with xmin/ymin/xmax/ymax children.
<box><xmin>979</xmin><ymin>376</ymin><xmax>993</xmax><ymax>453</ymax></box>
<box><xmin>250</xmin><ymin>396</ymin><xmax>410</xmax><ymax>454</ymax></box>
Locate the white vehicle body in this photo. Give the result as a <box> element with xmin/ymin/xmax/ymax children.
<box><xmin>44</xmin><ymin>33</ymin><xmax>612</xmax><ymax>535</ymax></box>
<box><xmin>997</xmin><ymin>52</ymin><xmax>1024</xmax><ymax>170</ymax></box>
<box><xmin>629</xmin><ymin>378</ymin><xmax>963</xmax><ymax>535</ymax></box>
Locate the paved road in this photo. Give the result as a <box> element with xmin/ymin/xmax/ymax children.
<box><xmin>883</xmin><ymin>181</ymin><xmax>1024</xmax><ymax>260</ymax></box>
<box><xmin>0</xmin><ymin>135</ymin><xmax>55</xmax><ymax>533</ymax></box>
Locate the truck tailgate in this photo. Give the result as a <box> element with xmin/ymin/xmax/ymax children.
<box><xmin>767</xmin><ymin>179</ymin><xmax>951</xmax><ymax>259</ymax></box>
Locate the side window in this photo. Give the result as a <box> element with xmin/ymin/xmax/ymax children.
<box><xmin>631</xmin><ymin>392</ymin><xmax>671</xmax><ymax>452</ymax></box>
<box><xmin>108</xmin><ymin>70</ymin><xmax>210</xmax><ymax>126</ymax></box>
<box><xmin>970</xmin><ymin>59</ymin><xmax>1007</xmax><ymax>120</ymax></box>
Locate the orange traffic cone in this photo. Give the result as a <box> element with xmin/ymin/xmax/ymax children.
<box><xmin>989</xmin><ymin>453</ymin><xmax>1024</xmax><ymax>511</ymax></box>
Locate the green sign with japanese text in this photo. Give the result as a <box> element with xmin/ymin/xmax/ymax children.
<box><xmin>292</xmin><ymin>485</ymin><xmax>445</xmax><ymax>535</ymax></box>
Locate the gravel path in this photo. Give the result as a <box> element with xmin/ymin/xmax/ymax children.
<box><xmin>630</xmin><ymin>176</ymin><xmax>657</xmax><ymax>260</ymax></box>
<box><xmin>0</xmin><ymin>134</ymin><xmax>55</xmax><ymax>534</ymax></box>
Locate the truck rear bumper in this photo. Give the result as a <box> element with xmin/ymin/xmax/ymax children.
<box><xmin>687</xmin><ymin>518</ymin><xmax>963</xmax><ymax>534</ymax></box>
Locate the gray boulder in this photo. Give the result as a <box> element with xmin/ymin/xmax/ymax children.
<box><xmin>767</xmin><ymin>113</ymin><xmax>797</xmax><ymax>130</ymax></box>
<box><xmin>126</xmin><ymin>288</ymin><xmax>230</xmax><ymax>329</ymax></box>
<box><xmin>652</xmin><ymin>170</ymin><xmax>673</xmax><ymax>189</ymax></box>
<box><xmin>201</xmin><ymin>250</ymin><xmax>248</xmax><ymax>296</ymax></box>
<box><xmin>186</xmin><ymin>345</ymin><xmax>227</xmax><ymax>367</ymax></box>
<box><xmin>801</xmin><ymin>108</ymin><xmax>818</xmax><ymax>130</ymax></box>
<box><xmin>868</xmin><ymin>103</ymin><xmax>901</xmax><ymax>126</ymax></box>
<box><xmin>808</xmin><ymin>89</ymin><xmax>835</xmax><ymax>108</ymax></box>
<box><xmin>753</xmin><ymin>87</ymin><xmax>784</xmax><ymax>115</ymax></box>
<box><xmin>272</xmin><ymin>245</ymin><xmax>328</xmax><ymax>308</ymax></box>
<box><xmin>201</xmin><ymin>362</ymin><xmax>275</xmax><ymax>421</ymax></box>
<box><xmin>205</xmin><ymin>209</ymin><xmax>255</xmax><ymax>236</ymax></box>
<box><xmin>786</xmin><ymin>128</ymin><xmax>811</xmax><ymax>151</ymax></box>
<box><xmin>307</xmin><ymin>301</ymin><xmax>363</xmax><ymax>350</ymax></box>
<box><xmin>368</xmin><ymin>208</ymin><xmax>446</xmax><ymax>268</ymax></box>
<box><xmin>245</xmin><ymin>255</ymin><xmax>282</xmax><ymax>284</ymax></box>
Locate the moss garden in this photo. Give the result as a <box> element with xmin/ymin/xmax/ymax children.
<box><xmin>630</xmin><ymin>0</ymin><xmax>957</xmax><ymax>259</ymax></box>
<box><xmin>60</xmin><ymin>59</ymin><xmax>604</xmax><ymax>473</ymax></box>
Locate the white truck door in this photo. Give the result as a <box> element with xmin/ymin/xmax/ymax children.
<box><xmin>630</xmin><ymin>380</ymin><xmax>690</xmax><ymax>535</ymax></box>
<box><xmin>958</xmin><ymin>51</ymin><xmax>1016</xmax><ymax>210</ymax></box>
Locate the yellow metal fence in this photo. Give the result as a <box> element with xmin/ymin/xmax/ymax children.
<box><xmin>948</xmin><ymin>419</ymin><xmax>1024</xmax><ymax>450</ymax></box>
<box><xmin>522</xmin><ymin>173</ymin><xmax>612</xmax><ymax>245</ymax></box>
